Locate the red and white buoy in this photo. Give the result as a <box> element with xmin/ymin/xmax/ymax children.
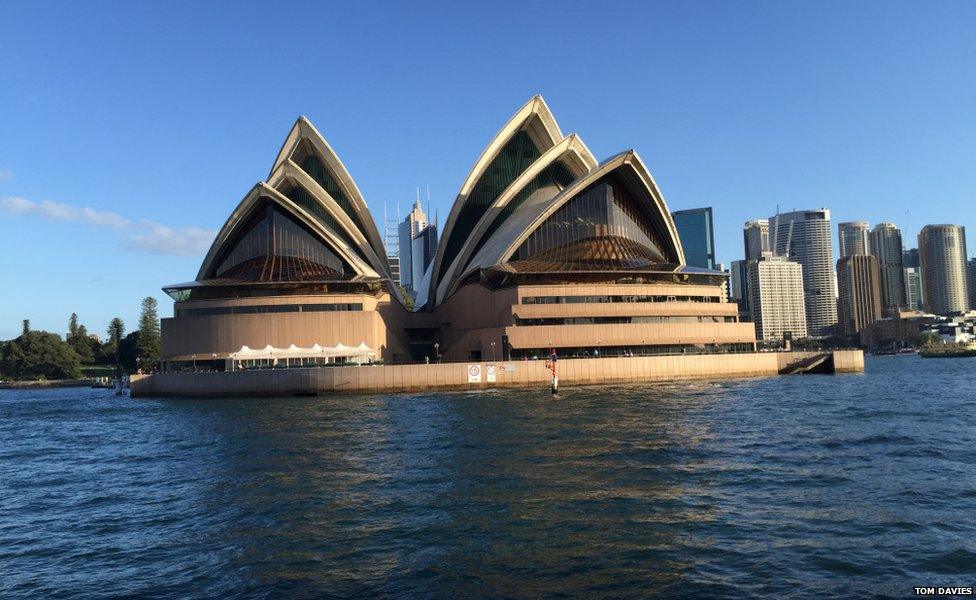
<box><xmin>545</xmin><ymin>348</ymin><xmax>558</xmax><ymax>395</ymax></box>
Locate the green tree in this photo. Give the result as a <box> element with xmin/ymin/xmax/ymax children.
<box><xmin>119</xmin><ymin>331</ymin><xmax>140</xmax><ymax>373</ymax></box>
<box><xmin>136</xmin><ymin>297</ymin><xmax>161</xmax><ymax>371</ymax></box>
<box><xmin>69</xmin><ymin>325</ymin><xmax>95</xmax><ymax>364</ymax></box>
<box><xmin>66</xmin><ymin>314</ymin><xmax>95</xmax><ymax>364</ymax></box>
<box><xmin>22</xmin><ymin>319</ymin><xmax>30</xmax><ymax>336</ymax></box>
<box><xmin>107</xmin><ymin>318</ymin><xmax>125</xmax><ymax>375</ymax></box>
<box><xmin>1</xmin><ymin>328</ymin><xmax>81</xmax><ymax>380</ymax></box>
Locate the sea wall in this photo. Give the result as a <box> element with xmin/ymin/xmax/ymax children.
<box><xmin>130</xmin><ymin>350</ymin><xmax>864</xmax><ymax>398</ymax></box>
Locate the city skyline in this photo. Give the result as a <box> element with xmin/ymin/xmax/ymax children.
<box><xmin>2</xmin><ymin>2</ymin><xmax>975</xmax><ymax>339</ymax></box>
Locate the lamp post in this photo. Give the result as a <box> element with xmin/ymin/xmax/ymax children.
<box><xmin>491</xmin><ymin>341</ymin><xmax>496</xmax><ymax>362</ymax></box>
<box><xmin>596</xmin><ymin>339</ymin><xmax>601</xmax><ymax>358</ymax></box>
<box><xmin>191</xmin><ymin>354</ymin><xmax>196</xmax><ymax>372</ymax></box>
<box><xmin>434</xmin><ymin>342</ymin><xmax>440</xmax><ymax>363</ymax></box>
<box><xmin>641</xmin><ymin>339</ymin><xmax>646</xmax><ymax>357</ymax></box>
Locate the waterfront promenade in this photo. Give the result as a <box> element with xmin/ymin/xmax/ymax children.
<box><xmin>131</xmin><ymin>350</ymin><xmax>863</xmax><ymax>397</ymax></box>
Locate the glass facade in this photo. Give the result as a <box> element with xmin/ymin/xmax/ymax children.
<box><xmin>511</xmin><ymin>177</ymin><xmax>668</xmax><ymax>270</ymax></box>
<box><xmin>282</xmin><ymin>185</ymin><xmax>372</xmax><ymax>267</ymax></box>
<box><xmin>468</xmin><ymin>161</ymin><xmax>574</xmax><ymax>264</ymax></box>
<box><xmin>209</xmin><ymin>201</ymin><xmax>351</xmax><ymax>282</ymax></box>
<box><xmin>438</xmin><ymin>129</ymin><xmax>540</xmax><ymax>282</ymax></box>
<box><xmin>671</xmin><ymin>208</ymin><xmax>715</xmax><ymax>269</ymax></box>
<box><xmin>297</xmin><ymin>150</ymin><xmax>369</xmax><ymax>240</ymax></box>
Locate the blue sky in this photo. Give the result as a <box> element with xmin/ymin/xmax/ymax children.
<box><xmin>1</xmin><ymin>1</ymin><xmax>974</xmax><ymax>340</ymax></box>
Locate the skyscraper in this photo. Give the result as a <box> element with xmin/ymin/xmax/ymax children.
<box><xmin>838</xmin><ymin>221</ymin><xmax>870</xmax><ymax>257</ymax></box>
<box><xmin>730</xmin><ymin>259</ymin><xmax>750</xmax><ymax>318</ymax></box>
<box><xmin>410</xmin><ymin>223</ymin><xmax>438</xmax><ymax>293</ymax></box>
<box><xmin>869</xmin><ymin>222</ymin><xmax>906</xmax><ymax>315</ymax></box>
<box><xmin>672</xmin><ymin>207</ymin><xmax>716</xmax><ymax>269</ymax></box>
<box><xmin>747</xmin><ymin>256</ymin><xmax>807</xmax><ymax>341</ymax></box>
<box><xmin>836</xmin><ymin>254</ymin><xmax>882</xmax><ymax>335</ymax></box>
<box><xmin>903</xmin><ymin>248</ymin><xmax>920</xmax><ymax>268</ymax></box>
<box><xmin>904</xmin><ymin>267</ymin><xmax>922</xmax><ymax>311</ymax></box>
<box><xmin>743</xmin><ymin>219</ymin><xmax>770</xmax><ymax>261</ymax></box>
<box><xmin>398</xmin><ymin>198</ymin><xmax>429</xmax><ymax>292</ymax></box>
<box><xmin>918</xmin><ymin>224</ymin><xmax>970</xmax><ymax>315</ymax></box>
<box><xmin>770</xmin><ymin>209</ymin><xmax>837</xmax><ymax>336</ymax></box>
<box><xmin>968</xmin><ymin>258</ymin><xmax>976</xmax><ymax>312</ymax></box>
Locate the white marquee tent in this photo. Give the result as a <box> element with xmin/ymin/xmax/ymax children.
<box><xmin>228</xmin><ymin>343</ymin><xmax>376</xmax><ymax>368</ymax></box>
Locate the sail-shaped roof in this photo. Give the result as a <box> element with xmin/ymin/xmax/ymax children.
<box><xmin>434</xmin><ymin>133</ymin><xmax>597</xmax><ymax>304</ymax></box>
<box><xmin>456</xmin><ymin>150</ymin><xmax>686</xmax><ymax>282</ymax></box>
<box><xmin>196</xmin><ymin>182</ymin><xmax>378</xmax><ymax>282</ymax></box>
<box><xmin>269</xmin><ymin>116</ymin><xmax>389</xmax><ymax>272</ymax></box>
<box><xmin>428</xmin><ymin>96</ymin><xmax>564</xmax><ymax>302</ymax></box>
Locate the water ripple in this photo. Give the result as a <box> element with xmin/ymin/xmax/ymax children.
<box><xmin>1</xmin><ymin>355</ymin><xmax>974</xmax><ymax>599</ymax></box>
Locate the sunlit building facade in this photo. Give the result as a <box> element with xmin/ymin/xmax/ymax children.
<box><xmin>160</xmin><ymin>97</ymin><xmax>756</xmax><ymax>368</ymax></box>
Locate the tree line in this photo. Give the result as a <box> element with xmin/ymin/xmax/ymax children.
<box><xmin>0</xmin><ymin>297</ymin><xmax>161</xmax><ymax>381</ymax></box>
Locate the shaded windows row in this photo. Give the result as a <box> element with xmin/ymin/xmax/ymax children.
<box><xmin>515</xmin><ymin>315</ymin><xmax>736</xmax><ymax>326</ymax></box>
<box><xmin>177</xmin><ymin>303</ymin><xmax>363</xmax><ymax>317</ymax></box>
<box><xmin>522</xmin><ymin>294</ymin><xmax>722</xmax><ymax>304</ymax></box>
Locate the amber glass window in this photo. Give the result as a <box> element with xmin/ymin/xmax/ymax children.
<box><xmin>512</xmin><ymin>175</ymin><xmax>668</xmax><ymax>270</ymax></box>
<box><xmin>438</xmin><ymin>129</ymin><xmax>540</xmax><ymax>281</ymax></box>
<box><xmin>282</xmin><ymin>185</ymin><xmax>372</xmax><ymax>267</ymax></box>
<box><xmin>209</xmin><ymin>201</ymin><xmax>352</xmax><ymax>281</ymax></box>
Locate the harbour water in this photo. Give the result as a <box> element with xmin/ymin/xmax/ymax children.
<box><xmin>1</xmin><ymin>355</ymin><xmax>974</xmax><ymax>598</ymax></box>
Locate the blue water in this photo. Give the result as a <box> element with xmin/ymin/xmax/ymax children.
<box><xmin>1</xmin><ymin>356</ymin><xmax>975</xmax><ymax>599</ymax></box>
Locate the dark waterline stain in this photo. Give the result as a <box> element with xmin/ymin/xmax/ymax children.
<box><xmin>1</xmin><ymin>356</ymin><xmax>975</xmax><ymax>599</ymax></box>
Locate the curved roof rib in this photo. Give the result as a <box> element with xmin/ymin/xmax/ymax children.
<box><xmin>435</xmin><ymin>133</ymin><xmax>597</xmax><ymax>304</ymax></box>
<box><xmin>428</xmin><ymin>95</ymin><xmax>564</xmax><ymax>304</ymax></box>
<box><xmin>197</xmin><ymin>182</ymin><xmax>377</xmax><ymax>281</ymax></box>
<box><xmin>266</xmin><ymin>160</ymin><xmax>389</xmax><ymax>278</ymax></box>
<box><xmin>269</xmin><ymin>116</ymin><xmax>388</xmax><ymax>268</ymax></box>
<box><xmin>457</xmin><ymin>150</ymin><xmax>686</xmax><ymax>282</ymax></box>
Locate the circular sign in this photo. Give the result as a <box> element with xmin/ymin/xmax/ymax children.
<box><xmin>469</xmin><ymin>365</ymin><xmax>480</xmax><ymax>376</ymax></box>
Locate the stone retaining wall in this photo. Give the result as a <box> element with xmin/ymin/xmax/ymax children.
<box><xmin>130</xmin><ymin>350</ymin><xmax>864</xmax><ymax>398</ymax></box>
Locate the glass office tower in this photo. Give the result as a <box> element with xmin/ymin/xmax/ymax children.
<box><xmin>672</xmin><ymin>207</ymin><xmax>716</xmax><ymax>270</ymax></box>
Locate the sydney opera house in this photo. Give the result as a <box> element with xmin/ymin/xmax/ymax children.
<box><xmin>160</xmin><ymin>97</ymin><xmax>756</xmax><ymax>370</ymax></box>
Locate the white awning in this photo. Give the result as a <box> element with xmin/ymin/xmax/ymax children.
<box><xmin>229</xmin><ymin>342</ymin><xmax>376</xmax><ymax>360</ymax></box>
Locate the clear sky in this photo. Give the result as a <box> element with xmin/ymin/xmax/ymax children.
<box><xmin>1</xmin><ymin>1</ymin><xmax>974</xmax><ymax>340</ymax></box>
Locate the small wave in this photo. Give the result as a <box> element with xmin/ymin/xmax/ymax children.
<box><xmin>917</xmin><ymin>548</ymin><xmax>976</xmax><ymax>574</ymax></box>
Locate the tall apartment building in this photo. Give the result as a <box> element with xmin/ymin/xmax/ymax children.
<box><xmin>903</xmin><ymin>247</ymin><xmax>923</xmax><ymax>310</ymax></box>
<box><xmin>672</xmin><ymin>207</ymin><xmax>716</xmax><ymax>269</ymax></box>
<box><xmin>397</xmin><ymin>199</ymin><xmax>429</xmax><ymax>292</ymax></box>
<box><xmin>770</xmin><ymin>209</ymin><xmax>837</xmax><ymax>336</ymax></box>
<box><xmin>836</xmin><ymin>255</ymin><xmax>882</xmax><ymax>335</ymax></box>
<box><xmin>904</xmin><ymin>267</ymin><xmax>922</xmax><ymax>311</ymax></box>
<box><xmin>869</xmin><ymin>222</ymin><xmax>906</xmax><ymax>315</ymax></box>
<box><xmin>918</xmin><ymin>224</ymin><xmax>970</xmax><ymax>315</ymax></box>
<box><xmin>743</xmin><ymin>219</ymin><xmax>770</xmax><ymax>260</ymax></box>
<box><xmin>747</xmin><ymin>255</ymin><xmax>807</xmax><ymax>341</ymax></box>
<box><xmin>838</xmin><ymin>221</ymin><xmax>870</xmax><ymax>257</ymax></box>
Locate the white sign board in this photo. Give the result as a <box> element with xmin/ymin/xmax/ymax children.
<box><xmin>467</xmin><ymin>364</ymin><xmax>482</xmax><ymax>383</ymax></box>
<box><xmin>500</xmin><ymin>363</ymin><xmax>516</xmax><ymax>373</ymax></box>
<box><xmin>486</xmin><ymin>364</ymin><xmax>497</xmax><ymax>382</ymax></box>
